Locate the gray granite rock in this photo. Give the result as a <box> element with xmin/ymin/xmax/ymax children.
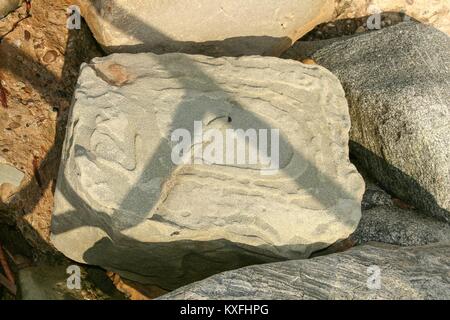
<box><xmin>286</xmin><ymin>22</ymin><xmax>450</xmax><ymax>222</ymax></box>
<box><xmin>76</xmin><ymin>0</ymin><xmax>334</xmax><ymax>56</ymax></box>
<box><xmin>159</xmin><ymin>243</ymin><xmax>450</xmax><ymax>300</ymax></box>
<box><xmin>361</xmin><ymin>177</ymin><xmax>393</xmax><ymax>210</ymax></box>
<box><xmin>51</xmin><ymin>52</ymin><xmax>364</xmax><ymax>290</ymax></box>
<box><xmin>353</xmin><ymin>206</ymin><xmax>450</xmax><ymax>246</ymax></box>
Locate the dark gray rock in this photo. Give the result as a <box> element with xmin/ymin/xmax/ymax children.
<box><xmin>347</xmin><ymin>169</ymin><xmax>450</xmax><ymax>248</ymax></box>
<box><xmin>361</xmin><ymin>178</ymin><xmax>393</xmax><ymax>210</ymax></box>
<box><xmin>353</xmin><ymin>206</ymin><xmax>450</xmax><ymax>246</ymax></box>
<box><xmin>159</xmin><ymin>243</ymin><xmax>450</xmax><ymax>300</ymax></box>
<box><xmin>286</xmin><ymin>22</ymin><xmax>450</xmax><ymax>222</ymax></box>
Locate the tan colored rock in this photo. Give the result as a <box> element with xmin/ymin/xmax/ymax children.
<box><xmin>334</xmin><ymin>0</ymin><xmax>450</xmax><ymax>35</ymax></box>
<box><xmin>76</xmin><ymin>0</ymin><xmax>335</xmax><ymax>56</ymax></box>
<box><xmin>0</xmin><ymin>0</ymin><xmax>22</xmax><ymax>18</ymax></box>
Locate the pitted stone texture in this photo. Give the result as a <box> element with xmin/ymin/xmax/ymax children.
<box><xmin>159</xmin><ymin>243</ymin><xmax>450</xmax><ymax>300</ymax></box>
<box><xmin>75</xmin><ymin>0</ymin><xmax>334</xmax><ymax>56</ymax></box>
<box><xmin>51</xmin><ymin>52</ymin><xmax>364</xmax><ymax>290</ymax></box>
<box><xmin>303</xmin><ymin>22</ymin><xmax>450</xmax><ymax>222</ymax></box>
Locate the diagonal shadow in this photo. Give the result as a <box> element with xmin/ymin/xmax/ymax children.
<box><xmin>52</xmin><ymin>1</ymin><xmax>362</xmax><ymax>233</ymax></box>
<box><xmin>1</xmin><ymin>0</ymin><xmax>438</xmax><ymax>291</ymax></box>
<box><xmin>48</xmin><ymin>1</ymin><xmax>366</xmax><ymax>289</ymax></box>
<box><xmin>0</xmin><ymin>6</ymin><xmax>102</xmax><ymax>256</ymax></box>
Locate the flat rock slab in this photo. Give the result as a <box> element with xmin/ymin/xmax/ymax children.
<box><xmin>76</xmin><ymin>0</ymin><xmax>334</xmax><ymax>56</ymax></box>
<box><xmin>51</xmin><ymin>52</ymin><xmax>364</xmax><ymax>290</ymax></box>
<box><xmin>287</xmin><ymin>22</ymin><xmax>450</xmax><ymax>221</ymax></box>
<box><xmin>159</xmin><ymin>243</ymin><xmax>450</xmax><ymax>300</ymax></box>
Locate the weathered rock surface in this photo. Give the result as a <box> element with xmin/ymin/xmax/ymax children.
<box><xmin>360</xmin><ymin>174</ymin><xmax>393</xmax><ymax>211</ymax></box>
<box><xmin>287</xmin><ymin>22</ymin><xmax>450</xmax><ymax>222</ymax></box>
<box><xmin>353</xmin><ymin>206</ymin><xmax>450</xmax><ymax>246</ymax></box>
<box><xmin>334</xmin><ymin>0</ymin><xmax>450</xmax><ymax>36</ymax></box>
<box><xmin>51</xmin><ymin>52</ymin><xmax>364</xmax><ymax>290</ymax></box>
<box><xmin>0</xmin><ymin>0</ymin><xmax>22</xmax><ymax>18</ymax></box>
<box><xmin>75</xmin><ymin>0</ymin><xmax>334</xmax><ymax>56</ymax></box>
<box><xmin>348</xmin><ymin>168</ymin><xmax>450</xmax><ymax>247</ymax></box>
<box><xmin>159</xmin><ymin>243</ymin><xmax>450</xmax><ymax>300</ymax></box>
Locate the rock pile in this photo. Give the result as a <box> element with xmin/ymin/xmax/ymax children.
<box><xmin>1</xmin><ymin>0</ymin><xmax>448</xmax><ymax>300</ymax></box>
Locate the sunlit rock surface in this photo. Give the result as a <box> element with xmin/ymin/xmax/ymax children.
<box><xmin>75</xmin><ymin>0</ymin><xmax>334</xmax><ymax>56</ymax></box>
<box><xmin>51</xmin><ymin>53</ymin><xmax>364</xmax><ymax>289</ymax></box>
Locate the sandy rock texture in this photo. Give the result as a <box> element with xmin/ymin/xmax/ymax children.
<box><xmin>51</xmin><ymin>52</ymin><xmax>364</xmax><ymax>290</ymax></box>
<box><xmin>353</xmin><ymin>206</ymin><xmax>450</xmax><ymax>246</ymax></box>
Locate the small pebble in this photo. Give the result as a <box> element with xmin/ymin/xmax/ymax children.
<box><xmin>24</xmin><ymin>30</ymin><xmax>31</xmax><ymax>41</ymax></box>
<box><xmin>42</xmin><ymin>50</ymin><xmax>58</xmax><ymax>64</ymax></box>
<box><xmin>301</xmin><ymin>58</ymin><xmax>316</xmax><ymax>65</ymax></box>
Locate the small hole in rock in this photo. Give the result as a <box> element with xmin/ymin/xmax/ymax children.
<box><xmin>227</xmin><ymin>116</ymin><xmax>232</xmax><ymax>123</ymax></box>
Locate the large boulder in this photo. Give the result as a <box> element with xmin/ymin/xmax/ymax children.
<box><xmin>286</xmin><ymin>22</ymin><xmax>450</xmax><ymax>222</ymax></box>
<box><xmin>159</xmin><ymin>243</ymin><xmax>450</xmax><ymax>300</ymax></box>
<box><xmin>75</xmin><ymin>0</ymin><xmax>334</xmax><ymax>56</ymax></box>
<box><xmin>51</xmin><ymin>52</ymin><xmax>364</xmax><ymax>290</ymax></box>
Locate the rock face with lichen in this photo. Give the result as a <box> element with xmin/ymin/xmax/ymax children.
<box><xmin>51</xmin><ymin>52</ymin><xmax>364</xmax><ymax>290</ymax></box>
<box><xmin>75</xmin><ymin>0</ymin><xmax>334</xmax><ymax>56</ymax></box>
